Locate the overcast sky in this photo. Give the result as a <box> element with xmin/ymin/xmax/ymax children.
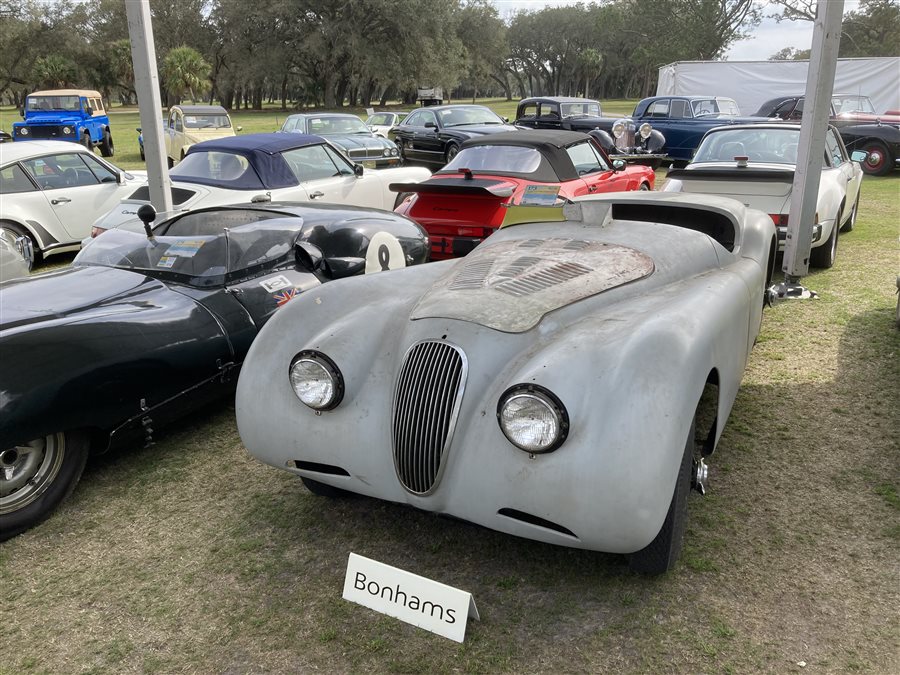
<box><xmin>489</xmin><ymin>0</ymin><xmax>862</xmax><ymax>62</ymax></box>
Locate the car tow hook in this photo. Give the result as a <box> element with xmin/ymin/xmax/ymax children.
<box><xmin>692</xmin><ymin>458</ymin><xmax>709</xmax><ymax>495</ymax></box>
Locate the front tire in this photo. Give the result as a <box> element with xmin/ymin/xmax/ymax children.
<box><xmin>840</xmin><ymin>193</ymin><xmax>859</xmax><ymax>233</ymax></box>
<box><xmin>445</xmin><ymin>143</ymin><xmax>459</xmax><ymax>164</ymax></box>
<box><xmin>300</xmin><ymin>476</ymin><xmax>353</xmax><ymax>498</ymax></box>
<box><xmin>99</xmin><ymin>128</ymin><xmax>114</xmax><ymax>157</ymax></box>
<box><xmin>81</xmin><ymin>131</ymin><xmax>92</xmax><ymax>150</ymax></box>
<box><xmin>627</xmin><ymin>420</ymin><xmax>693</xmax><ymax>575</ymax></box>
<box><xmin>861</xmin><ymin>141</ymin><xmax>892</xmax><ymax>176</ymax></box>
<box><xmin>0</xmin><ymin>431</ymin><xmax>90</xmax><ymax>540</ymax></box>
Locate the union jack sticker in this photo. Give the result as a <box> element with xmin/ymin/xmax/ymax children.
<box><xmin>274</xmin><ymin>288</ymin><xmax>298</xmax><ymax>307</ymax></box>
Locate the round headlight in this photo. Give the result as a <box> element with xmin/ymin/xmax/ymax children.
<box><xmin>19</xmin><ymin>127</ymin><xmax>28</xmax><ymax>136</ymax></box>
<box><xmin>390</xmin><ymin>147</ymin><xmax>398</xmax><ymax>156</ymax></box>
<box><xmin>611</xmin><ymin>120</ymin><xmax>626</xmax><ymax>139</ymax></box>
<box><xmin>497</xmin><ymin>385</ymin><xmax>569</xmax><ymax>453</ymax></box>
<box><xmin>383</xmin><ymin>148</ymin><xmax>391</xmax><ymax>157</ymax></box>
<box><xmin>63</xmin><ymin>126</ymin><xmax>72</xmax><ymax>134</ymax></box>
<box><xmin>289</xmin><ymin>351</ymin><xmax>344</xmax><ymax>411</ymax></box>
<box><xmin>638</xmin><ymin>123</ymin><xmax>652</xmax><ymax>139</ymax></box>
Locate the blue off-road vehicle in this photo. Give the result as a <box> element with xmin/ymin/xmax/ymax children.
<box><xmin>12</xmin><ymin>89</ymin><xmax>114</xmax><ymax>157</ymax></box>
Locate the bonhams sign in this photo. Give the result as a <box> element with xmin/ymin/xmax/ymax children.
<box><xmin>342</xmin><ymin>553</ymin><xmax>480</xmax><ymax>642</ymax></box>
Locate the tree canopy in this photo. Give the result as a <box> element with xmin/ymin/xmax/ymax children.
<box><xmin>0</xmin><ymin>0</ymin><xmax>891</xmax><ymax>110</ymax></box>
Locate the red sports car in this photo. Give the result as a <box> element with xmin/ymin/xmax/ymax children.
<box><xmin>391</xmin><ymin>130</ymin><xmax>655</xmax><ymax>259</ymax></box>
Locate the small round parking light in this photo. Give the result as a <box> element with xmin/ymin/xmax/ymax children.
<box><xmin>289</xmin><ymin>351</ymin><xmax>344</xmax><ymax>411</ymax></box>
<box><xmin>497</xmin><ymin>385</ymin><xmax>569</xmax><ymax>453</ymax></box>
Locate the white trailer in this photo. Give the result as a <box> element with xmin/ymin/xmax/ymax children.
<box><xmin>656</xmin><ymin>58</ymin><xmax>900</xmax><ymax>117</ymax></box>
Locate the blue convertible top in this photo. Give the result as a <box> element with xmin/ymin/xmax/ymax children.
<box><xmin>179</xmin><ymin>133</ymin><xmax>326</xmax><ymax>190</ymax></box>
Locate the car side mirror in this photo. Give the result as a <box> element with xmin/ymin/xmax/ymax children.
<box><xmin>424</xmin><ymin>122</ymin><xmax>437</xmax><ymax>129</ymax></box>
<box><xmin>354</xmin><ymin>163</ymin><xmax>364</xmax><ymax>177</ymax></box>
<box><xmin>503</xmin><ymin>116</ymin><xmax>509</xmax><ymax>123</ymax></box>
<box><xmin>850</xmin><ymin>150</ymin><xmax>868</xmax><ymax>163</ymax></box>
<box><xmin>295</xmin><ymin>241</ymin><xmax>324</xmax><ymax>271</ymax></box>
<box><xmin>236</xmin><ymin>126</ymin><xmax>243</xmax><ymax>132</ymax></box>
<box><xmin>116</xmin><ymin>170</ymin><xmax>125</xmax><ymax>184</ymax></box>
<box><xmin>612</xmin><ymin>159</ymin><xmax>626</xmax><ymax>171</ymax></box>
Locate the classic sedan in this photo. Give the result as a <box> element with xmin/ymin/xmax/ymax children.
<box><xmin>752</xmin><ymin>94</ymin><xmax>900</xmax><ymax>176</ymax></box>
<box><xmin>365</xmin><ymin>111</ymin><xmax>408</xmax><ymax>138</ymax></box>
<box><xmin>392</xmin><ymin>130</ymin><xmax>655</xmax><ymax>259</ymax></box>
<box><xmin>91</xmin><ymin>133</ymin><xmax>430</xmax><ymax>235</ymax></box>
<box><xmin>390</xmin><ymin>104</ymin><xmax>518</xmax><ymax>167</ymax></box>
<box><xmin>0</xmin><ymin>140</ymin><xmax>146</xmax><ymax>260</ymax></box>
<box><xmin>236</xmin><ymin>192</ymin><xmax>778</xmax><ymax>575</ymax></box>
<box><xmin>279</xmin><ymin>113</ymin><xmax>401</xmax><ymax>168</ymax></box>
<box><xmin>664</xmin><ymin>124</ymin><xmax>864</xmax><ymax>268</ymax></box>
<box><xmin>0</xmin><ymin>202</ymin><xmax>428</xmax><ymax>540</ymax></box>
<box><xmin>514</xmin><ymin>97</ymin><xmax>667</xmax><ymax>166</ymax></box>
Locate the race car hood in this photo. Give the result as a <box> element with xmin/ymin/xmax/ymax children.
<box><xmin>0</xmin><ymin>266</ymin><xmax>165</xmax><ymax>332</ymax></box>
<box><xmin>411</xmin><ymin>236</ymin><xmax>655</xmax><ymax>332</ymax></box>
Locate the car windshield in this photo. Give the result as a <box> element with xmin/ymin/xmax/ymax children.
<box><xmin>308</xmin><ymin>116</ymin><xmax>370</xmax><ymax>135</ymax></box>
<box><xmin>832</xmin><ymin>95</ymin><xmax>876</xmax><ymax>114</ymax></box>
<box><xmin>75</xmin><ymin>222</ymin><xmax>299</xmax><ymax>287</ymax></box>
<box><xmin>183</xmin><ymin>114</ymin><xmax>232</xmax><ymax>129</ymax></box>
<box><xmin>170</xmin><ymin>150</ymin><xmax>264</xmax><ymax>189</ymax></box>
<box><xmin>440</xmin><ymin>145</ymin><xmax>542</xmax><ymax>175</ymax></box>
<box><xmin>437</xmin><ymin>107</ymin><xmax>505</xmax><ymax>127</ymax></box>
<box><xmin>693</xmin><ymin>128</ymin><xmax>801</xmax><ymax>164</ymax></box>
<box><xmin>26</xmin><ymin>95</ymin><xmax>81</xmax><ymax>112</ymax></box>
<box><xmin>560</xmin><ymin>102</ymin><xmax>601</xmax><ymax>117</ymax></box>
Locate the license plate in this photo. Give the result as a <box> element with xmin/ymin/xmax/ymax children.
<box><xmin>362</xmin><ymin>160</ymin><xmax>378</xmax><ymax>168</ymax></box>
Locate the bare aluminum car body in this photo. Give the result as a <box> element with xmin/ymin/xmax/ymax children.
<box><xmin>236</xmin><ymin>192</ymin><xmax>777</xmax><ymax>572</ymax></box>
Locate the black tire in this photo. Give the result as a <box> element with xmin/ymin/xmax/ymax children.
<box><xmin>840</xmin><ymin>193</ymin><xmax>859</xmax><ymax>233</ymax></box>
<box><xmin>0</xmin><ymin>431</ymin><xmax>90</xmax><ymax>541</ymax></box>
<box><xmin>860</xmin><ymin>141</ymin><xmax>892</xmax><ymax>177</ymax></box>
<box><xmin>300</xmin><ymin>476</ymin><xmax>353</xmax><ymax>498</ymax></box>
<box><xmin>627</xmin><ymin>420</ymin><xmax>694</xmax><ymax>575</ymax></box>
<box><xmin>639</xmin><ymin>182</ymin><xmax>651</xmax><ymax>191</ymax></box>
<box><xmin>445</xmin><ymin>143</ymin><xmax>460</xmax><ymax>164</ymax></box>
<box><xmin>396</xmin><ymin>138</ymin><xmax>407</xmax><ymax>162</ymax></box>
<box><xmin>167</xmin><ymin>156</ymin><xmax>174</xmax><ymax>169</ymax></box>
<box><xmin>810</xmin><ymin>210</ymin><xmax>839</xmax><ymax>269</ymax></box>
<box><xmin>0</xmin><ymin>220</ymin><xmax>41</xmax><ymax>264</ymax></box>
<box><xmin>99</xmin><ymin>128</ymin><xmax>114</xmax><ymax>157</ymax></box>
<box><xmin>81</xmin><ymin>131</ymin><xmax>92</xmax><ymax>150</ymax></box>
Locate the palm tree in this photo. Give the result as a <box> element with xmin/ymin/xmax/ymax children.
<box><xmin>161</xmin><ymin>45</ymin><xmax>210</xmax><ymax>103</ymax></box>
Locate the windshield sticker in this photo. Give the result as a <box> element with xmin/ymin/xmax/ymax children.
<box><xmin>167</xmin><ymin>240</ymin><xmax>206</xmax><ymax>257</ymax></box>
<box><xmin>274</xmin><ymin>288</ymin><xmax>298</xmax><ymax>307</ymax></box>
<box><xmin>520</xmin><ymin>185</ymin><xmax>560</xmax><ymax>206</ymax></box>
<box><xmin>157</xmin><ymin>256</ymin><xmax>177</xmax><ymax>268</ymax></box>
<box><xmin>260</xmin><ymin>275</ymin><xmax>292</xmax><ymax>292</ymax></box>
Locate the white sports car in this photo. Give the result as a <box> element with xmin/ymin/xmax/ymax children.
<box><xmin>236</xmin><ymin>192</ymin><xmax>778</xmax><ymax>575</ymax></box>
<box><xmin>92</xmin><ymin>133</ymin><xmax>431</xmax><ymax>236</ymax></box>
<box><xmin>664</xmin><ymin>123</ymin><xmax>865</xmax><ymax>269</ymax></box>
<box><xmin>0</xmin><ymin>140</ymin><xmax>146</xmax><ymax>260</ymax></box>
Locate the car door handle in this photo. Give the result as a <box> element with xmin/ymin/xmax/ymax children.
<box><xmin>309</xmin><ymin>191</ymin><xmax>325</xmax><ymax>199</ymax></box>
<box><xmin>51</xmin><ymin>197</ymin><xmax>71</xmax><ymax>205</ymax></box>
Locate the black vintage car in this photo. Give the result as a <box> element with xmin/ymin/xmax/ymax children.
<box><xmin>0</xmin><ymin>202</ymin><xmax>428</xmax><ymax>539</ymax></box>
<box><xmin>752</xmin><ymin>94</ymin><xmax>900</xmax><ymax>176</ymax></box>
<box><xmin>514</xmin><ymin>97</ymin><xmax>667</xmax><ymax>167</ymax></box>
<box><xmin>389</xmin><ymin>104</ymin><xmax>518</xmax><ymax>167</ymax></box>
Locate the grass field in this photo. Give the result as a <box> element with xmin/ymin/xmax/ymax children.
<box><xmin>1</xmin><ymin>100</ymin><xmax>898</xmax><ymax>674</ymax></box>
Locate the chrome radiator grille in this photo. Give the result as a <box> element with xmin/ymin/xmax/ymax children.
<box><xmin>392</xmin><ymin>340</ymin><xmax>467</xmax><ymax>494</ymax></box>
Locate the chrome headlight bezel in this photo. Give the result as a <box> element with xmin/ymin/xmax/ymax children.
<box><xmin>611</xmin><ymin>119</ymin><xmax>626</xmax><ymax>139</ymax></box>
<box><xmin>497</xmin><ymin>384</ymin><xmax>569</xmax><ymax>454</ymax></box>
<box><xmin>62</xmin><ymin>126</ymin><xmax>72</xmax><ymax>135</ymax></box>
<box><xmin>289</xmin><ymin>350</ymin><xmax>344</xmax><ymax>411</ymax></box>
<box><xmin>638</xmin><ymin>122</ymin><xmax>652</xmax><ymax>139</ymax></box>
<box><xmin>18</xmin><ymin>127</ymin><xmax>29</xmax><ymax>136</ymax></box>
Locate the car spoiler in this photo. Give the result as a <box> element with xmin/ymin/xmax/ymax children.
<box><xmin>389</xmin><ymin>177</ymin><xmax>515</xmax><ymax>198</ymax></box>
<box><xmin>667</xmin><ymin>168</ymin><xmax>795</xmax><ymax>182</ymax></box>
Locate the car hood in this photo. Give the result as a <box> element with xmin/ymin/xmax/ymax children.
<box><xmin>326</xmin><ymin>134</ymin><xmax>389</xmax><ymax>150</ymax></box>
<box><xmin>16</xmin><ymin>114</ymin><xmax>83</xmax><ymax>125</ymax></box>
<box><xmin>447</xmin><ymin>124</ymin><xmax>518</xmax><ymax>136</ymax></box>
<box><xmin>0</xmin><ymin>265</ymin><xmax>164</xmax><ymax>332</ymax></box>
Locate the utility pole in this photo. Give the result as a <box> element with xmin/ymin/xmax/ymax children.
<box><xmin>125</xmin><ymin>0</ymin><xmax>173</xmax><ymax>214</ymax></box>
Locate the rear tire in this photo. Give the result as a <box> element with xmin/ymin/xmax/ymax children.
<box><xmin>0</xmin><ymin>431</ymin><xmax>90</xmax><ymax>541</ymax></box>
<box><xmin>627</xmin><ymin>420</ymin><xmax>693</xmax><ymax>575</ymax></box>
<box><xmin>99</xmin><ymin>128</ymin><xmax>114</xmax><ymax>157</ymax></box>
<box><xmin>861</xmin><ymin>141</ymin><xmax>892</xmax><ymax>177</ymax></box>
<box><xmin>810</xmin><ymin>210</ymin><xmax>839</xmax><ymax>269</ymax></box>
<box><xmin>639</xmin><ymin>182</ymin><xmax>651</xmax><ymax>191</ymax></box>
<box><xmin>81</xmin><ymin>131</ymin><xmax>92</xmax><ymax>150</ymax></box>
<box><xmin>445</xmin><ymin>143</ymin><xmax>459</xmax><ymax>164</ymax></box>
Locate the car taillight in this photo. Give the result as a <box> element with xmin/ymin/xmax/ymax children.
<box><xmin>90</xmin><ymin>226</ymin><xmax>106</xmax><ymax>238</ymax></box>
<box><xmin>769</xmin><ymin>214</ymin><xmax>788</xmax><ymax>227</ymax></box>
